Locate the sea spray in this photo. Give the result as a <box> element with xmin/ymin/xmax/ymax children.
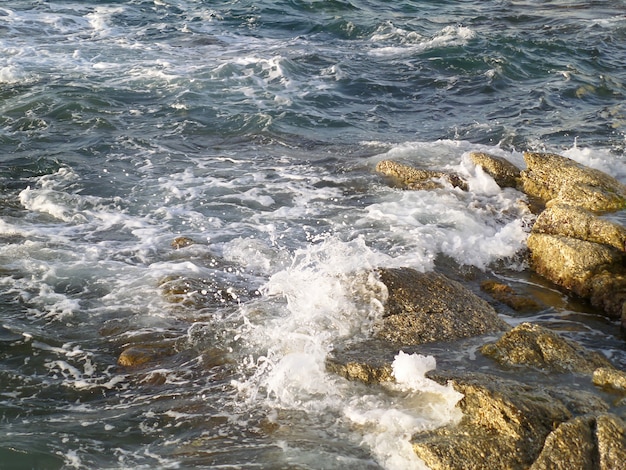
<box><xmin>344</xmin><ymin>351</ymin><xmax>463</xmax><ymax>470</ymax></box>
<box><xmin>229</xmin><ymin>236</ymin><xmax>463</xmax><ymax>469</ymax></box>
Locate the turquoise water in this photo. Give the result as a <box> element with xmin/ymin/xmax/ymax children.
<box><xmin>1</xmin><ymin>1</ymin><xmax>626</xmax><ymax>469</ymax></box>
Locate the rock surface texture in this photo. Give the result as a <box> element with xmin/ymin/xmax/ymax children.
<box><xmin>375</xmin><ymin>159</ymin><xmax>468</xmax><ymax>190</ymax></box>
<box><xmin>376</xmin><ymin>267</ymin><xmax>509</xmax><ymax>345</ymax></box>
<box><xmin>520</xmin><ymin>152</ymin><xmax>626</xmax><ymax>212</ymax></box>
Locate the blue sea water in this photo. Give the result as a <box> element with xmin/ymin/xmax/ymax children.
<box><xmin>1</xmin><ymin>1</ymin><xmax>625</xmax><ymax>469</ymax></box>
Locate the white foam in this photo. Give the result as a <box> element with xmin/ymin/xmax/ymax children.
<box><xmin>228</xmin><ymin>236</ymin><xmax>467</xmax><ymax>469</ymax></box>
<box><xmin>363</xmin><ymin>141</ymin><xmax>533</xmax><ymax>269</ymax></box>
<box><xmin>562</xmin><ymin>143</ymin><xmax>626</xmax><ymax>182</ymax></box>
<box><xmin>369</xmin><ymin>24</ymin><xmax>476</xmax><ymax>57</ymax></box>
<box><xmin>343</xmin><ymin>352</ymin><xmax>462</xmax><ymax>470</ymax></box>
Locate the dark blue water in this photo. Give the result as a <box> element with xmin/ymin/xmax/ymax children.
<box><xmin>1</xmin><ymin>1</ymin><xmax>625</xmax><ymax>468</ymax></box>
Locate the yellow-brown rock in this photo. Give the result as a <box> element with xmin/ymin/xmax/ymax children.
<box><xmin>526</xmin><ymin>233</ymin><xmax>626</xmax><ymax>318</ymax></box>
<box><xmin>118</xmin><ymin>346</ymin><xmax>162</xmax><ymax>367</ymax></box>
<box><xmin>597</xmin><ymin>414</ymin><xmax>626</xmax><ymax>470</ymax></box>
<box><xmin>593</xmin><ymin>367</ymin><xmax>626</xmax><ymax>393</ymax></box>
<box><xmin>171</xmin><ymin>236</ymin><xmax>195</xmax><ymax>249</ymax></box>
<box><xmin>469</xmin><ymin>151</ymin><xmax>521</xmax><ymax>188</ymax></box>
<box><xmin>532</xmin><ymin>204</ymin><xmax>626</xmax><ymax>251</ymax></box>
<box><xmin>481</xmin><ymin>322</ymin><xmax>613</xmax><ymax>373</ymax></box>
<box><xmin>530</xmin><ymin>416</ymin><xmax>597</xmax><ymax>470</ymax></box>
<box><xmin>376</xmin><ymin>268</ymin><xmax>509</xmax><ymax>345</ymax></box>
<box><xmin>519</xmin><ymin>152</ymin><xmax>626</xmax><ymax>212</ymax></box>
<box><xmin>412</xmin><ymin>370</ymin><xmax>609</xmax><ymax>470</ymax></box>
<box><xmin>375</xmin><ymin>160</ymin><xmax>468</xmax><ymax>190</ymax></box>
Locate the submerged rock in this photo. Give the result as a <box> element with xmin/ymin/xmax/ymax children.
<box><xmin>375</xmin><ymin>268</ymin><xmax>508</xmax><ymax>345</ymax></box>
<box><xmin>171</xmin><ymin>236</ymin><xmax>195</xmax><ymax>249</ymax></box>
<box><xmin>159</xmin><ymin>275</ymin><xmax>242</xmax><ymax>308</ymax></box>
<box><xmin>519</xmin><ymin>152</ymin><xmax>626</xmax><ymax>212</ymax></box>
<box><xmin>469</xmin><ymin>151</ymin><xmax>521</xmax><ymax>188</ymax></box>
<box><xmin>375</xmin><ymin>160</ymin><xmax>468</xmax><ymax>191</ymax></box>
<box><xmin>480</xmin><ymin>279</ymin><xmax>541</xmax><ymax>312</ymax></box>
<box><xmin>481</xmin><ymin>322</ymin><xmax>613</xmax><ymax>374</ymax></box>
<box><xmin>117</xmin><ymin>343</ymin><xmax>176</xmax><ymax>367</ymax></box>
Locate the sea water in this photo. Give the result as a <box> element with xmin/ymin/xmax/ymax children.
<box><xmin>1</xmin><ymin>1</ymin><xmax>625</xmax><ymax>469</ymax></box>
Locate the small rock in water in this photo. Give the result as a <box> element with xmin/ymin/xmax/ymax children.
<box><xmin>480</xmin><ymin>279</ymin><xmax>541</xmax><ymax>312</ymax></box>
<box><xmin>171</xmin><ymin>236</ymin><xmax>195</xmax><ymax>249</ymax></box>
<box><xmin>375</xmin><ymin>160</ymin><xmax>468</xmax><ymax>191</ymax></box>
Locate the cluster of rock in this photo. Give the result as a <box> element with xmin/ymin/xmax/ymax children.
<box><xmin>358</xmin><ymin>152</ymin><xmax>626</xmax><ymax>468</ymax></box>
<box><xmin>328</xmin><ymin>267</ymin><xmax>626</xmax><ymax>470</ymax></box>
<box><xmin>115</xmin><ymin>151</ymin><xmax>626</xmax><ymax>468</ymax></box>
<box><xmin>376</xmin><ymin>151</ymin><xmax>626</xmax><ymax>329</ymax></box>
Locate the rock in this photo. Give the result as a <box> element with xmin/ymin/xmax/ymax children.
<box><xmin>375</xmin><ymin>160</ymin><xmax>468</xmax><ymax>191</ymax></box>
<box><xmin>481</xmin><ymin>322</ymin><xmax>613</xmax><ymax>374</ymax></box>
<box><xmin>532</xmin><ymin>204</ymin><xmax>626</xmax><ymax>252</ymax></box>
<box><xmin>375</xmin><ymin>268</ymin><xmax>509</xmax><ymax>345</ymax></box>
<box><xmin>480</xmin><ymin>279</ymin><xmax>541</xmax><ymax>312</ymax></box>
<box><xmin>548</xmin><ymin>182</ymin><xmax>626</xmax><ymax>213</ymax></box>
<box><xmin>593</xmin><ymin>367</ymin><xmax>626</xmax><ymax>393</ymax></box>
<box><xmin>529</xmin><ymin>416</ymin><xmax>596</xmax><ymax>470</ymax></box>
<box><xmin>412</xmin><ymin>371</ymin><xmax>609</xmax><ymax>470</ymax></box>
<box><xmin>596</xmin><ymin>414</ymin><xmax>626</xmax><ymax>470</ymax></box>
<box><xmin>588</xmin><ymin>271</ymin><xmax>626</xmax><ymax>320</ymax></box>
<box><xmin>171</xmin><ymin>236</ymin><xmax>195</xmax><ymax>249</ymax></box>
<box><xmin>469</xmin><ymin>151</ymin><xmax>521</xmax><ymax>188</ymax></box>
<box><xmin>117</xmin><ymin>345</ymin><xmax>173</xmax><ymax>367</ymax></box>
<box><xmin>519</xmin><ymin>152</ymin><xmax>626</xmax><ymax>212</ymax></box>
<box><xmin>159</xmin><ymin>275</ymin><xmax>242</xmax><ymax>308</ymax></box>
<box><xmin>514</xmin><ymin>413</ymin><xmax>626</xmax><ymax>470</ymax></box>
<box><xmin>325</xmin><ymin>356</ymin><xmax>393</xmax><ymax>384</ymax></box>
<box><xmin>527</xmin><ymin>233</ymin><xmax>626</xmax><ymax>318</ymax></box>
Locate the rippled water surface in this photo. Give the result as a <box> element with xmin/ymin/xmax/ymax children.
<box><xmin>1</xmin><ymin>1</ymin><xmax>626</xmax><ymax>469</ymax></box>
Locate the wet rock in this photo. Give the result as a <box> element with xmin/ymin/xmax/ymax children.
<box><xmin>375</xmin><ymin>160</ymin><xmax>468</xmax><ymax>191</ymax></box>
<box><xmin>375</xmin><ymin>268</ymin><xmax>509</xmax><ymax>345</ymax></box>
<box><xmin>159</xmin><ymin>275</ymin><xmax>241</xmax><ymax>308</ymax></box>
<box><xmin>593</xmin><ymin>367</ymin><xmax>626</xmax><ymax>394</ymax></box>
<box><xmin>412</xmin><ymin>370</ymin><xmax>609</xmax><ymax>470</ymax></box>
<box><xmin>530</xmin><ymin>413</ymin><xmax>626</xmax><ymax>470</ymax></box>
<box><xmin>532</xmin><ymin>204</ymin><xmax>626</xmax><ymax>252</ymax></box>
<box><xmin>469</xmin><ymin>151</ymin><xmax>521</xmax><ymax>188</ymax></box>
<box><xmin>481</xmin><ymin>322</ymin><xmax>613</xmax><ymax>374</ymax></box>
<box><xmin>519</xmin><ymin>152</ymin><xmax>626</xmax><ymax>212</ymax></box>
<box><xmin>171</xmin><ymin>236</ymin><xmax>195</xmax><ymax>249</ymax></box>
<box><xmin>480</xmin><ymin>279</ymin><xmax>541</xmax><ymax>312</ymax></box>
<box><xmin>529</xmin><ymin>415</ymin><xmax>596</xmax><ymax>470</ymax></box>
<box><xmin>117</xmin><ymin>344</ymin><xmax>175</xmax><ymax>367</ymax></box>
<box><xmin>325</xmin><ymin>356</ymin><xmax>393</xmax><ymax>384</ymax></box>
<box><xmin>527</xmin><ymin>233</ymin><xmax>626</xmax><ymax>318</ymax></box>
<box><xmin>596</xmin><ymin>413</ymin><xmax>626</xmax><ymax>470</ymax></box>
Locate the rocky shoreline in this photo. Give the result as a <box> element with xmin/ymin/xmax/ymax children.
<box><xmin>118</xmin><ymin>151</ymin><xmax>626</xmax><ymax>469</ymax></box>
<box><xmin>349</xmin><ymin>151</ymin><xmax>626</xmax><ymax>468</ymax></box>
